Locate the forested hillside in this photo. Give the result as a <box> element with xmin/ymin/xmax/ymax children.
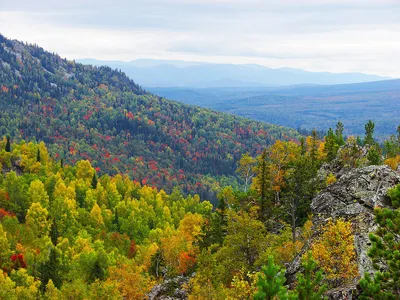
<box><xmin>0</xmin><ymin>34</ymin><xmax>298</xmax><ymax>201</ymax></box>
<box><xmin>0</xmin><ymin>120</ymin><xmax>399</xmax><ymax>299</ymax></box>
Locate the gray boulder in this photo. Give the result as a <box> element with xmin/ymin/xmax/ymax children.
<box><xmin>148</xmin><ymin>275</ymin><xmax>191</xmax><ymax>300</ymax></box>
<box><xmin>286</xmin><ymin>165</ymin><xmax>400</xmax><ymax>298</ymax></box>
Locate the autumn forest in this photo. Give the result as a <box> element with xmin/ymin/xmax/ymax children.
<box><xmin>0</xmin><ymin>35</ymin><xmax>400</xmax><ymax>299</ymax></box>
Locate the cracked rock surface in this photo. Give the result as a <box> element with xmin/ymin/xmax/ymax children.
<box><xmin>287</xmin><ymin>165</ymin><xmax>400</xmax><ymax>299</ymax></box>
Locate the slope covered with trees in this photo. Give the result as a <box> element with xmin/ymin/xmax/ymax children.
<box><xmin>0</xmin><ymin>34</ymin><xmax>298</xmax><ymax>202</ymax></box>
<box><xmin>0</xmin><ymin>119</ymin><xmax>399</xmax><ymax>299</ymax></box>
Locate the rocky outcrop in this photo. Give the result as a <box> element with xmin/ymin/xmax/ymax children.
<box><xmin>318</xmin><ymin>143</ymin><xmax>371</xmax><ymax>180</ymax></box>
<box><xmin>148</xmin><ymin>275</ymin><xmax>191</xmax><ymax>300</ymax></box>
<box><xmin>286</xmin><ymin>165</ymin><xmax>400</xmax><ymax>298</ymax></box>
<box><xmin>1</xmin><ymin>157</ymin><xmax>24</xmax><ymax>176</ymax></box>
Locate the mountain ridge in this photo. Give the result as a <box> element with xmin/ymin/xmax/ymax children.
<box><xmin>77</xmin><ymin>58</ymin><xmax>391</xmax><ymax>88</ymax></box>
<box><xmin>0</xmin><ymin>34</ymin><xmax>299</xmax><ymax>201</ymax></box>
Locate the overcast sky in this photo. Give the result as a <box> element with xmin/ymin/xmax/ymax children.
<box><xmin>1</xmin><ymin>0</ymin><xmax>400</xmax><ymax>77</ymax></box>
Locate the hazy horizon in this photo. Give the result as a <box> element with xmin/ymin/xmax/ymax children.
<box><xmin>77</xmin><ymin>58</ymin><xmax>395</xmax><ymax>78</ymax></box>
<box><xmin>1</xmin><ymin>0</ymin><xmax>400</xmax><ymax>77</ymax></box>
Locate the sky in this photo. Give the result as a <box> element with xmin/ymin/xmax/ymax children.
<box><xmin>1</xmin><ymin>0</ymin><xmax>400</xmax><ymax>77</ymax></box>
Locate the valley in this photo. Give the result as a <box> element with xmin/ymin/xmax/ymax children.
<box><xmin>150</xmin><ymin>79</ymin><xmax>400</xmax><ymax>137</ymax></box>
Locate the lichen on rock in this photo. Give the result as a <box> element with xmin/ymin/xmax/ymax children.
<box><xmin>287</xmin><ymin>163</ymin><xmax>400</xmax><ymax>299</ymax></box>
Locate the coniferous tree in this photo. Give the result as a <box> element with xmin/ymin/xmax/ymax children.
<box><xmin>286</xmin><ymin>154</ymin><xmax>313</xmax><ymax>243</ymax></box>
<box><xmin>89</xmin><ymin>259</ymin><xmax>105</xmax><ymax>283</ymax></box>
<box><xmin>5</xmin><ymin>135</ymin><xmax>10</xmax><ymax>152</ymax></box>
<box><xmin>253</xmin><ymin>149</ymin><xmax>270</xmax><ymax>222</ymax></box>
<box><xmin>295</xmin><ymin>252</ymin><xmax>327</xmax><ymax>300</ymax></box>
<box><xmin>113</xmin><ymin>207</ymin><xmax>120</xmax><ymax>232</ymax></box>
<box><xmin>254</xmin><ymin>256</ymin><xmax>290</xmax><ymax>300</ymax></box>
<box><xmin>367</xmin><ymin>145</ymin><xmax>382</xmax><ymax>166</ymax></box>
<box><xmin>335</xmin><ymin>121</ymin><xmax>345</xmax><ymax>146</ymax></box>
<box><xmin>388</xmin><ymin>184</ymin><xmax>400</xmax><ymax>208</ymax></box>
<box><xmin>325</xmin><ymin>128</ymin><xmax>338</xmax><ymax>162</ymax></box>
<box><xmin>364</xmin><ymin>120</ymin><xmax>376</xmax><ymax>146</ymax></box>
<box><xmin>359</xmin><ymin>207</ymin><xmax>400</xmax><ymax>299</ymax></box>
<box><xmin>300</xmin><ymin>137</ymin><xmax>306</xmax><ymax>156</ymax></box>
<box><xmin>38</xmin><ymin>248</ymin><xmax>62</xmax><ymax>292</ymax></box>
<box><xmin>91</xmin><ymin>172</ymin><xmax>98</xmax><ymax>189</ymax></box>
<box><xmin>37</xmin><ymin>149</ymin><xmax>41</xmax><ymax>162</ymax></box>
<box><xmin>50</xmin><ymin>219</ymin><xmax>59</xmax><ymax>246</ymax></box>
<box><xmin>310</xmin><ymin>129</ymin><xmax>318</xmax><ymax>169</ymax></box>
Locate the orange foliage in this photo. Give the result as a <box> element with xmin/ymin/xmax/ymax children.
<box><xmin>385</xmin><ymin>155</ymin><xmax>400</xmax><ymax>170</ymax></box>
<box><xmin>0</xmin><ymin>208</ymin><xmax>15</xmax><ymax>220</ymax></box>
<box><xmin>178</xmin><ymin>250</ymin><xmax>197</xmax><ymax>274</ymax></box>
<box><xmin>108</xmin><ymin>263</ymin><xmax>154</xmax><ymax>299</ymax></box>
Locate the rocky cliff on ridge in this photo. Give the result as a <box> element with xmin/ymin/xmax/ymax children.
<box><xmin>287</xmin><ymin>161</ymin><xmax>400</xmax><ymax>299</ymax></box>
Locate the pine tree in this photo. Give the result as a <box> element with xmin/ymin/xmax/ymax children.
<box><xmin>335</xmin><ymin>122</ymin><xmax>345</xmax><ymax>146</ymax></box>
<box><xmin>5</xmin><ymin>135</ymin><xmax>10</xmax><ymax>152</ymax></box>
<box><xmin>89</xmin><ymin>258</ymin><xmax>105</xmax><ymax>283</ymax></box>
<box><xmin>300</xmin><ymin>137</ymin><xmax>306</xmax><ymax>156</ymax></box>
<box><xmin>113</xmin><ymin>207</ymin><xmax>120</xmax><ymax>232</ymax></box>
<box><xmin>50</xmin><ymin>220</ymin><xmax>59</xmax><ymax>246</ymax></box>
<box><xmin>286</xmin><ymin>155</ymin><xmax>313</xmax><ymax>243</ymax></box>
<box><xmin>38</xmin><ymin>248</ymin><xmax>61</xmax><ymax>292</ymax></box>
<box><xmin>388</xmin><ymin>184</ymin><xmax>400</xmax><ymax>208</ymax></box>
<box><xmin>359</xmin><ymin>207</ymin><xmax>400</xmax><ymax>299</ymax></box>
<box><xmin>91</xmin><ymin>172</ymin><xmax>98</xmax><ymax>189</ymax></box>
<box><xmin>253</xmin><ymin>149</ymin><xmax>270</xmax><ymax>222</ymax></box>
<box><xmin>310</xmin><ymin>129</ymin><xmax>318</xmax><ymax>169</ymax></box>
<box><xmin>367</xmin><ymin>145</ymin><xmax>382</xmax><ymax>166</ymax></box>
<box><xmin>37</xmin><ymin>149</ymin><xmax>41</xmax><ymax>162</ymax></box>
<box><xmin>295</xmin><ymin>251</ymin><xmax>327</xmax><ymax>300</ymax></box>
<box><xmin>364</xmin><ymin>120</ymin><xmax>376</xmax><ymax>146</ymax></box>
<box><xmin>325</xmin><ymin>128</ymin><xmax>338</xmax><ymax>162</ymax></box>
<box><xmin>254</xmin><ymin>256</ymin><xmax>290</xmax><ymax>300</ymax></box>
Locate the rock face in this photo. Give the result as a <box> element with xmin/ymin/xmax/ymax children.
<box><xmin>287</xmin><ymin>165</ymin><xmax>400</xmax><ymax>298</ymax></box>
<box><xmin>148</xmin><ymin>275</ymin><xmax>191</xmax><ymax>300</ymax></box>
<box><xmin>1</xmin><ymin>158</ymin><xmax>24</xmax><ymax>176</ymax></box>
<box><xmin>318</xmin><ymin>143</ymin><xmax>371</xmax><ymax>181</ymax></box>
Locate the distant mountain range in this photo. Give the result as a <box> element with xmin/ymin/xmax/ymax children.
<box><xmin>77</xmin><ymin>59</ymin><xmax>391</xmax><ymax>88</ymax></box>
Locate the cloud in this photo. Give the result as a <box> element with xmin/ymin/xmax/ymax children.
<box><xmin>0</xmin><ymin>1</ymin><xmax>399</xmax><ymax>77</ymax></box>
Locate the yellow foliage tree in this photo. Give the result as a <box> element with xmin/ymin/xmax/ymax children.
<box><xmin>28</xmin><ymin>179</ymin><xmax>50</xmax><ymax>208</ymax></box>
<box><xmin>384</xmin><ymin>155</ymin><xmax>400</xmax><ymax>170</ymax></box>
<box><xmin>10</xmin><ymin>268</ymin><xmax>40</xmax><ymax>300</ymax></box>
<box><xmin>43</xmin><ymin>279</ymin><xmax>61</xmax><ymax>300</ymax></box>
<box><xmin>26</xmin><ymin>202</ymin><xmax>51</xmax><ymax>238</ymax></box>
<box><xmin>90</xmin><ymin>202</ymin><xmax>104</xmax><ymax>227</ymax></box>
<box><xmin>178</xmin><ymin>213</ymin><xmax>204</xmax><ymax>243</ymax></box>
<box><xmin>0</xmin><ymin>223</ymin><xmax>11</xmax><ymax>269</ymax></box>
<box><xmin>268</xmin><ymin>140</ymin><xmax>300</xmax><ymax>203</ymax></box>
<box><xmin>76</xmin><ymin>160</ymin><xmax>95</xmax><ymax>182</ymax></box>
<box><xmin>108</xmin><ymin>262</ymin><xmax>154</xmax><ymax>299</ymax></box>
<box><xmin>326</xmin><ymin>173</ymin><xmax>337</xmax><ymax>186</ymax></box>
<box><xmin>226</xmin><ymin>269</ymin><xmax>258</xmax><ymax>300</ymax></box>
<box><xmin>0</xmin><ymin>270</ymin><xmax>16</xmax><ymax>300</ymax></box>
<box><xmin>311</xmin><ymin>219</ymin><xmax>358</xmax><ymax>287</ymax></box>
<box><xmin>236</xmin><ymin>153</ymin><xmax>256</xmax><ymax>192</ymax></box>
<box><xmin>161</xmin><ymin>213</ymin><xmax>204</xmax><ymax>275</ymax></box>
